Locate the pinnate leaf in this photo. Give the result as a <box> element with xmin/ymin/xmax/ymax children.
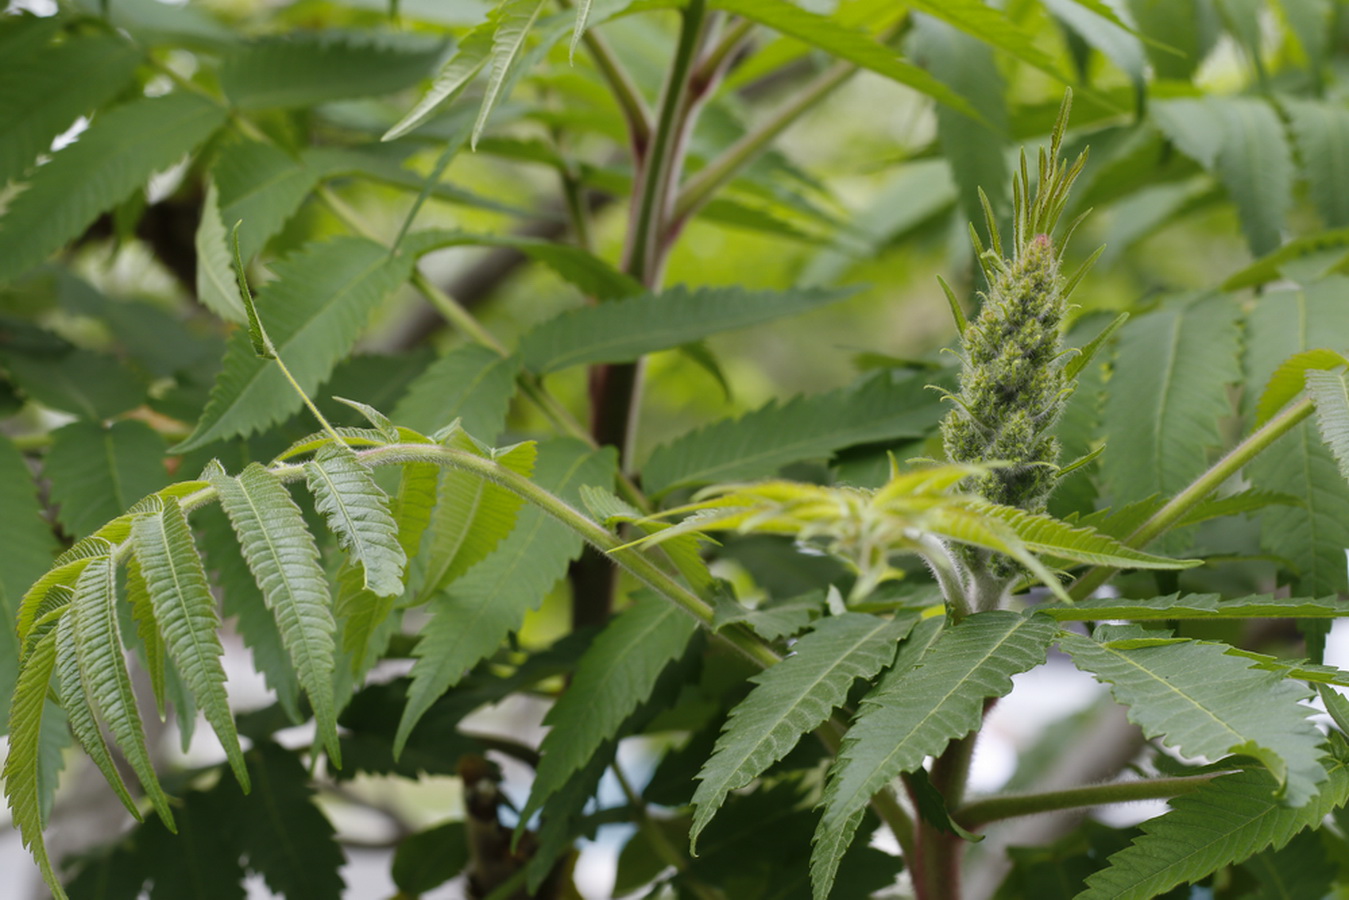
<box><xmin>812</xmin><ymin>612</ymin><xmax>1057</xmax><ymax>899</ymax></box>
<box><xmin>0</xmin><ymin>91</ymin><xmax>226</xmax><ymax>283</ymax></box>
<box><xmin>305</xmin><ymin>445</ymin><xmax>406</xmax><ymax>598</ymax></box>
<box><xmin>1060</xmin><ymin>629</ymin><xmax>1327</xmax><ymax>806</ymax></box>
<box><xmin>691</xmin><ymin>612</ymin><xmax>917</xmax><ymax>849</ymax></box>
<box><xmin>207</xmin><ymin>462</ymin><xmax>340</xmax><ymax>764</ymax></box>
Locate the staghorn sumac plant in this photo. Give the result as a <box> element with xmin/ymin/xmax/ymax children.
<box><xmin>7</xmin><ymin>3</ymin><xmax>1349</xmax><ymax>900</ymax></box>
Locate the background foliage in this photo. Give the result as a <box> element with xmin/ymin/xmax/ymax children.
<box><xmin>6</xmin><ymin>0</ymin><xmax>1349</xmax><ymax>898</ymax></box>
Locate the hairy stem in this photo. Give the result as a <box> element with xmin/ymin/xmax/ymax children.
<box><xmin>1069</xmin><ymin>396</ymin><xmax>1315</xmax><ymax>599</ymax></box>
<box><xmin>956</xmin><ymin>773</ymin><xmax>1221</xmax><ymax>829</ymax></box>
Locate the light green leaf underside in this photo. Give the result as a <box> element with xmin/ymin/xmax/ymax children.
<box><xmin>1044</xmin><ymin>593</ymin><xmax>1349</xmax><ymax>621</ymax></box>
<box><xmin>195</xmin><ymin>180</ymin><xmax>247</xmax><ymax>324</ymax></box>
<box><xmin>1152</xmin><ymin>96</ymin><xmax>1293</xmax><ymax>255</ymax></box>
<box><xmin>175</xmin><ymin>237</ymin><xmax>415</xmax><ymax>452</ymax></box>
<box><xmin>124</xmin><ymin>555</ymin><xmax>167</xmax><ymax>719</ymax></box>
<box><xmin>1060</xmin><ymin>630</ymin><xmax>1326</xmax><ymax>806</ymax></box>
<box><xmin>1245</xmin><ymin>281</ymin><xmax>1349</xmax><ymax>595</ymax></box>
<box><xmin>1305</xmin><ymin>367</ymin><xmax>1349</xmax><ymax>485</ymax></box>
<box><xmin>708</xmin><ymin>0</ymin><xmax>980</xmax><ymax>121</ymax></box>
<box><xmin>220</xmin><ymin>30</ymin><xmax>444</xmax><ymax>109</ymax></box>
<box><xmin>383</xmin><ymin>23</ymin><xmax>493</xmax><ymax>141</ymax></box>
<box><xmin>521</xmin><ymin>593</ymin><xmax>699</xmax><ymax>826</ymax></box>
<box><xmin>0</xmin><ymin>91</ymin><xmax>226</xmax><ymax>283</ymax></box>
<box><xmin>212</xmin><ymin>137</ymin><xmax>321</xmax><ymax>262</ymax></box>
<box><xmin>1255</xmin><ymin>348</ymin><xmax>1348</xmax><ymax>426</ymax></box>
<box><xmin>4</xmin><ymin>632</ymin><xmax>64</xmax><ymax>898</ymax></box>
<box><xmin>131</xmin><ymin>498</ymin><xmax>249</xmax><ymax>789</ymax></box>
<box><xmin>391</xmin><ymin>343</ymin><xmax>522</xmax><ymax>441</ymax></box>
<box><xmin>691</xmin><ymin>612</ymin><xmax>917</xmax><ymax>850</ymax></box>
<box><xmin>1076</xmin><ymin>758</ymin><xmax>1349</xmax><ymax>900</ymax></box>
<box><xmin>1284</xmin><ymin>98</ymin><xmax>1349</xmax><ymax>228</ymax></box>
<box><xmin>1099</xmin><ymin>294</ymin><xmax>1241</xmax><ymax>549</ymax></box>
<box><xmin>46</xmin><ymin>420</ymin><xmax>168</xmax><ymax>540</ymax></box>
<box><xmin>519</xmin><ymin>283</ymin><xmax>855</xmax><ymax>374</ymax></box>
<box><xmin>68</xmin><ymin>556</ymin><xmax>175</xmax><ymax>826</ymax></box>
<box><xmin>305</xmin><ymin>446</ymin><xmax>407</xmax><ymax>598</ymax></box>
<box><xmin>0</xmin><ymin>32</ymin><xmax>141</xmax><ymax>187</ymax></box>
<box><xmin>207</xmin><ymin>462</ymin><xmax>340</xmax><ymax>764</ymax></box>
<box><xmin>395</xmin><ymin>439</ymin><xmax>616</xmax><ymax>756</ymax></box>
<box><xmin>981</xmin><ymin>504</ymin><xmax>1197</xmax><ymax>569</ymax></box>
<box><xmin>414</xmin><ymin>437</ymin><xmax>536</xmax><ymax>605</ymax></box>
<box><xmin>474</xmin><ymin>0</ymin><xmax>548</xmax><ymax>148</ymax></box>
<box><xmin>812</xmin><ymin>611</ymin><xmax>1057</xmax><ymax>900</ymax></box>
<box><xmin>642</xmin><ymin>371</ymin><xmax>942</xmax><ymax>495</ymax></box>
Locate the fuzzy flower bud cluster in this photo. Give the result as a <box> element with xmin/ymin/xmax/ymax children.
<box><xmin>941</xmin><ymin>233</ymin><xmax>1068</xmax><ymax>513</ymax></box>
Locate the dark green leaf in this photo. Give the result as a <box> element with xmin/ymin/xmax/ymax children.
<box><xmin>392</xmin><ymin>821</ymin><xmax>469</xmax><ymax>893</ymax></box>
<box><xmin>391</xmin><ymin>343</ymin><xmax>521</xmax><ymax>441</ymax></box>
<box><xmin>46</xmin><ymin>421</ymin><xmax>167</xmax><ymax>539</ymax></box>
<box><xmin>3</xmin><ymin>348</ymin><xmax>146</xmax><ymax>419</ymax></box>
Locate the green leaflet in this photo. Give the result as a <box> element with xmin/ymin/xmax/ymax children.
<box><xmin>125</xmin><ymin>555</ymin><xmax>168</xmax><ymax>720</ymax></box>
<box><xmin>383</xmin><ymin>22</ymin><xmax>493</xmax><ymax>141</ymax></box>
<box><xmin>4</xmin><ymin>631</ymin><xmax>63</xmax><ymax>898</ymax></box>
<box><xmin>46</xmin><ymin>420</ymin><xmax>169</xmax><ymax>541</ymax></box>
<box><xmin>641</xmin><ymin>370</ymin><xmax>943</xmax><ymax>495</ymax></box>
<box><xmin>690</xmin><ymin>612</ymin><xmax>917</xmax><ymax>850</ymax></box>
<box><xmin>17</xmin><ymin>538</ymin><xmax>110</xmax><ymax>645</ymax></box>
<box><xmin>980</xmin><ymin>504</ymin><xmax>1199</xmax><ymax>570</ymax></box>
<box><xmin>219</xmin><ymin>30</ymin><xmax>445</xmax><ymax>109</ymax></box>
<box><xmin>67</xmin><ymin>556</ymin><xmax>175</xmax><ymax>827</ymax></box>
<box><xmin>474</xmin><ymin>0</ymin><xmax>548</xmax><ymax>148</ymax></box>
<box><xmin>212</xmin><ymin>137</ymin><xmax>321</xmax><ymax>262</ymax></box>
<box><xmin>1151</xmin><ymin>96</ymin><xmax>1294</xmax><ymax>255</ymax></box>
<box><xmin>304</xmin><ymin>445</ymin><xmax>407</xmax><ymax>598</ymax></box>
<box><xmin>394</xmin><ymin>439</ymin><xmax>615</xmax><ymax>756</ymax></box>
<box><xmin>519</xmin><ymin>592</ymin><xmax>699</xmax><ymax>828</ymax></box>
<box><xmin>390</xmin><ymin>343</ymin><xmax>522</xmax><ymax>441</ymax></box>
<box><xmin>401</xmin><ymin>229</ymin><xmax>642</xmax><ymax>301</ymax></box>
<box><xmin>1045</xmin><ymin>592</ymin><xmax>1349</xmax><ymax>621</ymax></box>
<box><xmin>1060</xmin><ymin>629</ymin><xmax>1327</xmax><ymax>806</ymax></box>
<box><xmin>1241</xmin><ymin>829</ymin><xmax>1337</xmax><ymax>900</ymax></box>
<box><xmin>1099</xmin><ymin>293</ymin><xmax>1241</xmax><ymax>550</ymax></box>
<box><xmin>132</xmin><ymin>498</ymin><xmax>250</xmax><ymax>790</ymax></box>
<box><xmin>1306</xmin><ymin>367</ymin><xmax>1349</xmax><ymax>484</ymax></box>
<box><xmin>0</xmin><ymin>90</ymin><xmax>226</xmax><ymax>284</ymax></box>
<box><xmin>0</xmin><ymin>31</ymin><xmax>141</xmax><ymax>187</ymax></box>
<box><xmin>811</xmin><ymin>612</ymin><xmax>1057</xmax><ymax>899</ymax></box>
<box><xmin>175</xmin><ymin>238</ymin><xmax>416</xmax><ymax>452</ymax></box>
<box><xmin>207</xmin><ymin>462</ymin><xmax>340</xmax><ymax>764</ymax></box>
<box><xmin>1245</xmin><ymin>281</ymin><xmax>1349</xmax><ymax>595</ymax></box>
<box><xmin>1048</xmin><ymin>0</ymin><xmax>1146</xmax><ymax>95</ymax></box>
<box><xmin>519</xmin><ymin>284</ymin><xmax>856</xmax><ymax>374</ymax></box>
<box><xmin>413</xmin><ymin>436</ymin><xmax>537</xmax><ymax>605</ymax></box>
<box><xmin>911</xmin><ymin>16</ymin><xmax>1009</xmax><ymax>251</ymax></box>
<box><xmin>904</xmin><ymin>0</ymin><xmax>1073</xmax><ymax>83</ymax></box>
<box><xmin>1255</xmin><ymin>348</ymin><xmax>1349</xmax><ymax>425</ymax></box>
<box><xmin>1077</xmin><ymin>758</ymin><xmax>1349</xmax><ymax>900</ymax></box>
<box><xmin>195</xmin><ymin>181</ymin><xmax>247</xmax><ymax>324</ymax></box>
<box><xmin>707</xmin><ymin>0</ymin><xmax>980</xmax><ymax>121</ymax></box>
<box><xmin>391</xmin><ymin>821</ymin><xmax>469</xmax><ymax>894</ymax></box>
<box><xmin>1284</xmin><ymin>99</ymin><xmax>1349</xmax><ymax>228</ymax></box>
<box><xmin>3</xmin><ymin>347</ymin><xmax>147</xmax><ymax>420</ymax></box>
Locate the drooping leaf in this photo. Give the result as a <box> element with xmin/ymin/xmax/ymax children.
<box><xmin>67</xmin><ymin>556</ymin><xmax>176</xmax><ymax>826</ymax></box>
<box><xmin>1060</xmin><ymin>629</ymin><xmax>1327</xmax><ymax>806</ymax></box>
<box><xmin>1305</xmin><ymin>367</ymin><xmax>1349</xmax><ymax>484</ymax></box>
<box><xmin>1099</xmin><ymin>293</ymin><xmax>1241</xmax><ymax>549</ymax></box>
<box><xmin>1152</xmin><ymin>96</ymin><xmax>1294</xmax><ymax>255</ymax></box>
<box><xmin>219</xmin><ymin>30</ymin><xmax>445</xmax><ymax>109</ymax></box>
<box><xmin>1255</xmin><ymin>348</ymin><xmax>1349</xmax><ymax>426</ymax></box>
<box><xmin>175</xmin><ymin>237</ymin><xmax>416</xmax><ymax>452</ymax></box>
<box><xmin>473</xmin><ymin>0</ymin><xmax>548</xmax><ymax>148</ymax></box>
<box><xmin>811</xmin><ymin>612</ymin><xmax>1057</xmax><ymax>899</ymax></box>
<box><xmin>520</xmin><ymin>592</ymin><xmax>699</xmax><ymax>826</ymax></box>
<box><xmin>1244</xmin><ymin>281</ymin><xmax>1349</xmax><ymax>595</ymax></box>
<box><xmin>220</xmin><ymin>742</ymin><xmax>345</xmax><ymax>900</ymax></box>
<box><xmin>383</xmin><ymin>23</ymin><xmax>493</xmax><ymax>141</ymax></box>
<box><xmin>0</xmin><ymin>31</ymin><xmax>141</xmax><ymax>187</ymax></box>
<box><xmin>304</xmin><ymin>445</ymin><xmax>406</xmax><ymax>597</ymax></box>
<box><xmin>691</xmin><ymin>612</ymin><xmax>917</xmax><ymax>850</ymax></box>
<box><xmin>414</xmin><ymin>437</ymin><xmax>535</xmax><ymax>607</ymax></box>
<box><xmin>1044</xmin><ymin>592</ymin><xmax>1348</xmax><ymax>621</ymax></box>
<box><xmin>395</xmin><ymin>439</ymin><xmax>615</xmax><ymax>755</ymax></box>
<box><xmin>707</xmin><ymin>0</ymin><xmax>981</xmax><ymax>120</ymax></box>
<box><xmin>390</xmin><ymin>343</ymin><xmax>521</xmax><ymax>441</ymax></box>
<box><xmin>17</xmin><ymin>538</ymin><xmax>110</xmax><ymax>646</ymax></box>
<box><xmin>519</xmin><ymin>283</ymin><xmax>855</xmax><ymax>374</ymax></box>
<box><xmin>4</xmin><ymin>632</ymin><xmax>65</xmax><ymax>898</ymax></box>
<box><xmin>46</xmin><ymin>420</ymin><xmax>168</xmax><ymax>539</ymax></box>
<box><xmin>1077</xmin><ymin>756</ymin><xmax>1349</xmax><ymax>900</ymax></box>
<box><xmin>207</xmin><ymin>462</ymin><xmax>340</xmax><ymax>763</ymax></box>
<box><xmin>642</xmin><ymin>370</ymin><xmax>943</xmax><ymax>495</ymax></box>
<box><xmin>3</xmin><ymin>348</ymin><xmax>147</xmax><ymax>420</ymax></box>
<box><xmin>0</xmin><ymin>91</ymin><xmax>226</xmax><ymax>283</ymax></box>
<box><xmin>131</xmin><ymin>498</ymin><xmax>249</xmax><ymax>789</ymax></box>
